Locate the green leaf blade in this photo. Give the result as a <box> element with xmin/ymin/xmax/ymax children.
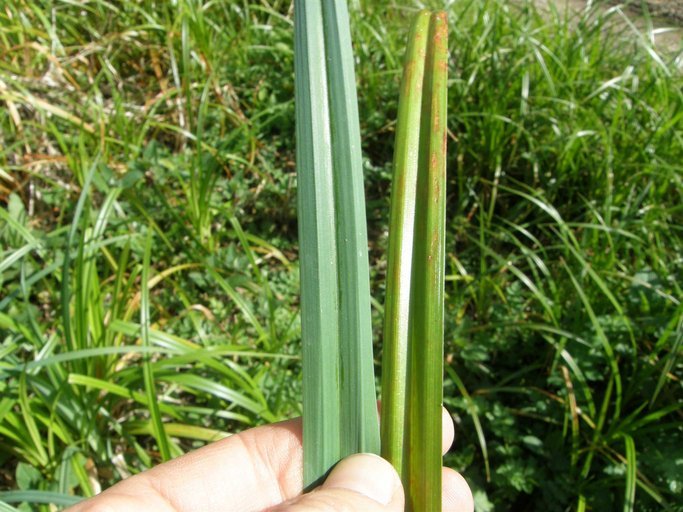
<box><xmin>623</xmin><ymin>434</ymin><xmax>636</xmax><ymax>512</ymax></box>
<box><xmin>141</xmin><ymin>230</ymin><xmax>172</xmax><ymax>462</ymax></box>
<box><xmin>294</xmin><ymin>0</ymin><xmax>342</xmax><ymax>488</ymax></box>
<box><xmin>380</xmin><ymin>9</ymin><xmax>432</xmax><ymax>478</ymax></box>
<box><xmin>321</xmin><ymin>0</ymin><xmax>380</xmax><ymax>459</ymax></box>
<box><xmin>406</xmin><ymin>11</ymin><xmax>449</xmax><ymax>511</ymax></box>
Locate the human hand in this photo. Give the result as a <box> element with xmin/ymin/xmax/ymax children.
<box><xmin>67</xmin><ymin>409</ymin><xmax>473</xmax><ymax>511</ymax></box>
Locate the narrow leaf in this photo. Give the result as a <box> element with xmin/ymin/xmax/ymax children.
<box><xmin>623</xmin><ymin>434</ymin><xmax>636</xmax><ymax>512</ymax></box>
<box><xmin>0</xmin><ymin>491</ymin><xmax>81</xmax><ymax>507</ymax></box>
<box><xmin>18</xmin><ymin>374</ymin><xmax>48</xmax><ymax>467</ymax></box>
<box><xmin>295</xmin><ymin>0</ymin><xmax>379</xmax><ymax>487</ymax></box>
<box><xmin>321</xmin><ymin>0</ymin><xmax>380</xmax><ymax>459</ymax></box>
<box><xmin>380</xmin><ymin>9</ymin><xmax>432</xmax><ymax>476</ymax></box>
<box><xmin>294</xmin><ymin>0</ymin><xmax>342</xmax><ymax>488</ymax></box>
<box><xmin>405</xmin><ymin>11</ymin><xmax>449</xmax><ymax>511</ymax></box>
<box><xmin>141</xmin><ymin>230</ymin><xmax>172</xmax><ymax>462</ymax></box>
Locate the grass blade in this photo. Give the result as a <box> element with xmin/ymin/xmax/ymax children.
<box><xmin>380</xmin><ymin>9</ymin><xmax>431</xmax><ymax>476</ymax></box>
<box><xmin>18</xmin><ymin>374</ymin><xmax>48</xmax><ymax>467</ymax></box>
<box><xmin>405</xmin><ymin>11</ymin><xmax>448</xmax><ymax>511</ymax></box>
<box><xmin>61</xmin><ymin>160</ymin><xmax>98</xmax><ymax>358</ymax></box>
<box><xmin>295</xmin><ymin>0</ymin><xmax>380</xmax><ymax>486</ymax></box>
<box><xmin>294</xmin><ymin>0</ymin><xmax>342</xmax><ymax>488</ymax></box>
<box><xmin>623</xmin><ymin>434</ymin><xmax>636</xmax><ymax>512</ymax></box>
<box><xmin>0</xmin><ymin>501</ymin><xmax>19</xmax><ymax>512</ymax></box>
<box><xmin>206</xmin><ymin>267</ymin><xmax>269</xmax><ymax>348</ymax></box>
<box><xmin>0</xmin><ymin>491</ymin><xmax>81</xmax><ymax>508</ymax></box>
<box><xmin>651</xmin><ymin>308</ymin><xmax>683</xmax><ymax>406</ymax></box>
<box><xmin>446</xmin><ymin>366</ymin><xmax>491</xmax><ymax>482</ymax></box>
<box><xmin>141</xmin><ymin>230</ymin><xmax>172</xmax><ymax>462</ymax></box>
<box><xmin>321</xmin><ymin>0</ymin><xmax>380</xmax><ymax>459</ymax></box>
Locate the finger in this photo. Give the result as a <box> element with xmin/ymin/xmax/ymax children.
<box><xmin>377</xmin><ymin>400</ymin><xmax>454</xmax><ymax>456</ymax></box>
<box><xmin>271</xmin><ymin>453</ymin><xmax>404</xmax><ymax>511</ymax></box>
<box><xmin>144</xmin><ymin>417</ymin><xmax>305</xmax><ymax>510</ymax></box>
<box><xmin>68</xmin><ymin>418</ymin><xmax>304</xmax><ymax>512</ymax></box>
<box><xmin>442</xmin><ymin>467</ymin><xmax>475</xmax><ymax>512</ymax></box>
<box><xmin>442</xmin><ymin>406</ymin><xmax>455</xmax><ymax>455</ymax></box>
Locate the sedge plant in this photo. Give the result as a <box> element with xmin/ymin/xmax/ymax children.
<box><xmin>295</xmin><ymin>2</ymin><xmax>448</xmax><ymax>508</ymax></box>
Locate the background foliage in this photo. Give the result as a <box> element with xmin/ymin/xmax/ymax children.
<box><xmin>0</xmin><ymin>0</ymin><xmax>681</xmax><ymax>510</ymax></box>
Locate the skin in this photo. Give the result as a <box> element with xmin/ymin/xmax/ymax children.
<box><xmin>67</xmin><ymin>409</ymin><xmax>473</xmax><ymax>511</ymax></box>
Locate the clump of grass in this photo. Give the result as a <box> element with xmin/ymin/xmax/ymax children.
<box><xmin>440</xmin><ymin>1</ymin><xmax>683</xmax><ymax>509</ymax></box>
<box><xmin>0</xmin><ymin>2</ymin><xmax>300</xmax><ymax>508</ymax></box>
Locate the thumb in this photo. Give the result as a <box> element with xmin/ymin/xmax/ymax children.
<box><xmin>274</xmin><ymin>453</ymin><xmax>404</xmax><ymax>511</ymax></box>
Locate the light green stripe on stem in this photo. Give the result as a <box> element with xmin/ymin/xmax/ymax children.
<box><xmin>380</xmin><ymin>9</ymin><xmax>431</xmax><ymax>478</ymax></box>
<box><xmin>321</xmin><ymin>0</ymin><xmax>380</xmax><ymax>459</ymax></box>
<box><xmin>294</xmin><ymin>0</ymin><xmax>342</xmax><ymax>488</ymax></box>
<box><xmin>406</xmin><ymin>11</ymin><xmax>448</xmax><ymax>511</ymax></box>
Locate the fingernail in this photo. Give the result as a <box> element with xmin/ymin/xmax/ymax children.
<box><xmin>323</xmin><ymin>453</ymin><xmax>401</xmax><ymax>505</ymax></box>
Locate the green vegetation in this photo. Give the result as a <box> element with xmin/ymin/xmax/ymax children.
<box><xmin>380</xmin><ymin>9</ymin><xmax>448</xmax><ymax>510</ymax></box>
<box><xmin>0</xmin><ymin>0</ymin><xmax>681</xmax><ymax>510</ymax></box>
<box><xmin>294</xmin><ymin>0</ymin><xmax>379</xmax><ymax>488</ymax></box>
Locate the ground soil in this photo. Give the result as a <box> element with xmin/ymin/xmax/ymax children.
<box><xmin>639</xmin><ymin>0</ymin><xmax>683</xmax><ymax>22</ymax></box>
<box><xmin>538</xmin><ymin>0</ymin><xmax>682</xmax><ymax>57</ymax></box>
